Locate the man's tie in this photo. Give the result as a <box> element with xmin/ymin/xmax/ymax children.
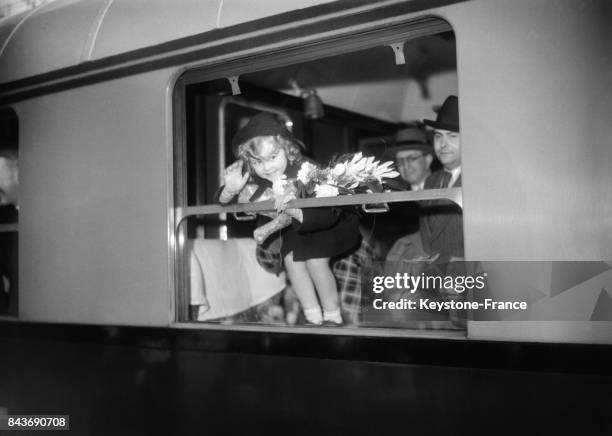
<box><xmin>441</xmin><ymin>171</ymin><xmax>452</xmax><ymax>188</ymax></box>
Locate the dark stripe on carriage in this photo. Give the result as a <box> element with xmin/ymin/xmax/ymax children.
<box><xmin>0</xmin><ymin>321</ymin><xmax>610</xmax><ymax>375</ymax></box>
<box><xmin>0</xmin><ymin>0</ymin><xmax>467</xmax><ymax>103</ymax></box>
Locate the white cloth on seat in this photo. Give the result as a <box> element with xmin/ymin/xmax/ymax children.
<box><xmin>189</xmin><ymin>238</ymin><xmax>286</xmax><ymax>321</ymax></box>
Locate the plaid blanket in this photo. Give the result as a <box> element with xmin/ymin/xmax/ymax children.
<box><xmin>332</xmin><ymin>236</ymin><xmax>377</xmax><ymax>325</ymax></box>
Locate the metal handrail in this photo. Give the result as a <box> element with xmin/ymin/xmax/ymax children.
<box><xmin>175</xmin><ymin>188</ymin><xmax>462</xmax><ymax>229</ymax></box>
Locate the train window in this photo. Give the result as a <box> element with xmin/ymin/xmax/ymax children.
<box><xmin>174</xmin><ymin>21</ymin><xmax>465</xmax><ymax>334</ymax></box>
<box><xmin>0</xmin><ymin>107</ymin><xmax>18</xmax><ymax>318</ymax></box>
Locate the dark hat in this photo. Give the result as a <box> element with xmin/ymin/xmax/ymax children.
<box><xmin>383</xmin><ymin>127</ymin><xmax>433</xmax><ymax>159</ymax></box>
<box><xmin>423</xmin><ymin>95</ymin><xmax>459</xmax><ymax>132</ymax></box>
<box><xmin>231</xmin><ymin>112</ymin><xmax>297</xmax><ymax>157</ymax></box>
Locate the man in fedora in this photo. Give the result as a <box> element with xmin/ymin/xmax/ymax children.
<box><xmin>418</xmin><ymin>95</ymin><xmax>466</xmax><ymax>327</ymax></box>
<box><xmin>378</xmin><ymin>126</ymin><xmax>434</xmax><ymax>258</ymax></box>
<box><xmin>421</xmin><ymin>95</ymin><xmax>464</xmax><ymax>261</ymax></box>
<box><xmin>379</xmin><ymin>128</ymin><xmax>433</xmax><ymax>320</ymax></box>
<box><xmin>376</xmin><ymin>96</ymin><xmax>465</xmax><ymax>328</ymax></box>
<box><xmin>387</xmin><ymin>126</ymin><xmax>435</xmax><ymax>191</ymax></box>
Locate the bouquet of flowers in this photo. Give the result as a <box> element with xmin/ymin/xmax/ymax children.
<box><xmin>296</xmin><ymin>152</ymin><xmax>400</xmax><ymax>197</ymax></box>
<box><xmin>252</xmin><ymin>153</ymin><xmax>400</xmax><ymax>244</ymax></box>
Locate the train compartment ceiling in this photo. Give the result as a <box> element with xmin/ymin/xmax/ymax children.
<box><xmin>241</xmin><ymin>34</ymin><xmax>457</xmax><ymax>123</ymax></box>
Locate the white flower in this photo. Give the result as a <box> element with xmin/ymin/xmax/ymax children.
<box><xmin>345</xmin><ymin>154</ymin><xmax>367</xmax><ymax>179</ymax></box>
<box><xmin>272</xmin><ymin>175</ymin><xmax>289</xmax><ymax>195</ymax></box>
<box><xmin>370</xmin><ymin>160</ymin><xmax>400</xmax><ymax>181</ymax></box>
<box><xmin>349</xmin><ymin>152</ymin><xmax>363</xmax><ymax>164</ymax></box>
<box><xmin>314</xmin><ymin>184</ymin><xmax>339</xmax><ymax>198</ymax></box>
<box><xmin>297</xmin><ymin>161</ymin><xmax>316</xmax><ymax>184</ymax></box>
<box><xmin>332</xmin><ymin>162</ymin><xmax>346</xmax><ymax>177</ymax></box>
<box><xmin>364</xmin><ymin>156</ymin><xmax>376</xmax><ymax>172</ymax></box>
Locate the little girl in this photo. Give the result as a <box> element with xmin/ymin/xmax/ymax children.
<box><xmin>219</xmin><ymin>113</ymin><xmax>360</xmax><ymax>325</ymax></box>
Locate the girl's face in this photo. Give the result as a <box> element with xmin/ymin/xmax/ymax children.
<box><xmin>248</xmin><ymin>137</ymin><xmax>288</xmax><ymax>182</ymax></box>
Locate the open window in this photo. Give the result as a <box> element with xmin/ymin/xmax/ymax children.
<box><xmin>174</xmin><ymin>18</ymin><xmax>464</xmax><ymax>333</ymax></box>
<box><xmin>0</xmin><ymin>107</ymin><xmax>18</xmax><ymax>317</ymax></box>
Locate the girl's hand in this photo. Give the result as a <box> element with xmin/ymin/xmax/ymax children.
<box><xmin>223</xmin><ymin>160</ymin><xmax>249</xmax><ymax>196</ymax></box>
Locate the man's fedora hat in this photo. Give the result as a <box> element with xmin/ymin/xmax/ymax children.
<box><xmin>424</xmin><ymin>95</ymin><xmax>459</xmax><ymax>132</ymax></box>
<box><xmin>384</xmin><ymin>126</ymin><xmax>433</xmax><ymax>158</ymax></box>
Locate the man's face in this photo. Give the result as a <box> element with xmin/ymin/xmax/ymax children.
<box><xmin>0</xmin><ymin>157</ymin><xmax>18</xmax><ymax>206</ymax></box>
<box><xmin>433</xmin><ymin>129</ymin><xmax>461</xmax><ymax>170</ymax></box>
<box><xmin>395</xmin><ymin>149</ymin><xmax>432</xmax><ymax>185</ymax></box>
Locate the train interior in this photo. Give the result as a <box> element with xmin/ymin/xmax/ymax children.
<box><xmin>177</xmin><ymin>29</ymin><xmax>462</xmax><ymax>330</ymax></box>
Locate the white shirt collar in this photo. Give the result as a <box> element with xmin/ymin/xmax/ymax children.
<box><xmin>444</xmin><ymin>166</ymin><xmax>461</xmax><ymax>188</ymax></box>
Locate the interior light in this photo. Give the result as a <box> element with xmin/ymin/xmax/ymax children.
<box><xmin>303</xmin><ymin>89</ymin><xmax>324</xmax><ymax>119</ymax></box>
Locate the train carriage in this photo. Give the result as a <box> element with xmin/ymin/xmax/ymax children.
<box><xmin>0</xmin><ymin>0</ymin><xmax>611</xmax><ymax>434</ymax></box>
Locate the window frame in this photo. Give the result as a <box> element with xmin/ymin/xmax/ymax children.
<box><xmin>172</xmin><ymin>15</ymin><xmax>464</xmax><ymax>336</ymax></box>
